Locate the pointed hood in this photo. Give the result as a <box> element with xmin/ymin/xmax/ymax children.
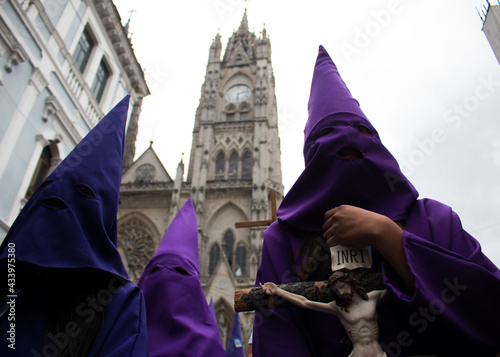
<box><xmin>304</xmin><ymin>45</ymin><xmax>370</xmax><ymax>152</ymax></box>
<box><xmin>277</xmin><ymin>46</ymin><xmax>418</xmax><ymax>231</ymax></box>
<box><xmin>226</xmin><ymin>312</ymin><xmax>244</xmax><ymax>357</ymax></box>
<box><xmin>154</xmin><ymin>198</ymin><xmax>199</xmax><ymax>274</ymax></box>
<box><xmin>0</xmin><ymin>96</ymin><xmax>131</xmax><ymax>279</ymax></box>
<box><xmin>209</xmin><ymin>297</ymin><xmax>217</xmax><ymax>320</ymax></box>
<box><xmin>138</xmin><ymin>199</ymin><xmax>225</xmax><ymax>357</ymax></box>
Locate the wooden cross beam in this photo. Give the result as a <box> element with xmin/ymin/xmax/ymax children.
<box><xmin>235</xmin><ymin>190</ymin><xmax>278</xmax><ymax>228</ymax></box>
<box><xmin>234</xmin><ymin>269</ymin><xmax>384</xmax><ymax>312</ymax></box>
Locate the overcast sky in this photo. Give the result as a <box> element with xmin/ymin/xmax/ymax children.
<box><xmin>115</xmin><ymin>0</ymin><xmax>500</xmax><ymax>266</ymax></box>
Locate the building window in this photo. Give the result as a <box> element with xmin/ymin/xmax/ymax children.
<box><xmin>223</xmin><ymin>230</ymin><xmax>234</xmax><ymax>268</ymax></box>
<box><xmin>135</xmin><ymin>164</ymin><xmax>156</xmax><ymax>182</ymax></box>
<box><xmin>209</xmin><ymin>244</ymin><xmax>220</xmax><ymax>275</ymax></box>
<box><xmin>235</xmin><ymin>244</ymin><xmax>246</xmax><ymax>275</ymax></box>
<box><xmin>91</xmin><ymin>59</ymin><xmax>109</xmax><ymax>103</ymax></box>
<box><xmin>228</xmin><ymin>152</ymin><xmax>238</xmax><ymax>179</ymax></box>
<box><xmin>242</xmin><ymin>151</ymin><xmax>251</xmax><ymax>179</ymax></box>
<box><xmin>73</xmin><ymin>27</ymin><xmax>94</xmax><ymax>73</ymax></box>
<box><xmin>240</xmin><ymin>111</ymin><xmax>250</xmax><ymax>120</ymax></box>
<box><xmin>25</xmin><ymin>146</ymin><xmax>52</xmax><ymax>199</ymax></box>
<box><xmin>215</xmin><ymin>152</ymin><xmax>225</xmax><ymax>180</ymax></box>
<box><xmin>225</xmin><ymin>104</ymin><xmax>236</xmax><ymax>121</ymax></box>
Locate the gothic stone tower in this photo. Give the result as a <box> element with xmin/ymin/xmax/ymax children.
<box><xmin>189</xmin><ymin>12</ymin><xmax>283</xmax><ymax>348</ymax></box>
<box><xmin>117</xmin><ymin>11</ymin><xmax>283</xmax><ymax>349</ymax></box>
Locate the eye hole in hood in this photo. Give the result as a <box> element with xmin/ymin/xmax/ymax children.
<box><xmin>42</xmin><ymin>197</ymin><xmax>68</xmax><ymax>210</ymax></box>
<box><xmin>317</xmin><ymin>128</ymin><xmax>333</xmax><ymax>139</ymax></box>
<box><xmin>148</xmin><ymin>266</ymin><xmax>161</xmax><ymax>275</ymax></box>
<box><xmin>76</xmin><ymin>184</ymin><xmax>97</xmax><ymax>198</ymax></box>
<box><xmin>353</xmin><ymin>125</ymin><xmax>372</xmax><ymax>135</ymax></box>
<box><xmin>316</xmin><ymin>125</ymin><xmax>371</xmax><ymax>141</ymax></box>
<box><xmin>173</xmin><ymin>267</ymin><xmax>190</xmax><ymax>276</ymax></box>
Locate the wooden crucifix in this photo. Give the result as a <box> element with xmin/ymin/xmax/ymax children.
<box><xmin>234</xmin><ymin>190</ymin><xmax>278</xmax><ymax>228</ymax></box>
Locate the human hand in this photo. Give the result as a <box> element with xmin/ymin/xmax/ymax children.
<box><xmin>322</xmin><ymin>205</ymin><xmax>402</xmax><ymax>248</ymax></box>
<box><xmin>260</xmin><ymin>282</ymin><xmax>279</xmax><ymax>295</ymax></box>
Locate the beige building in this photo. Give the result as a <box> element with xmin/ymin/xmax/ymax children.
<box><xmin>117</xmin><ymin>11</ymin><xmax>283</xmax><ymax>349</ymax></box>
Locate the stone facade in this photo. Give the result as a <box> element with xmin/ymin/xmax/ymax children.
<box><xmin>118</xmin><ymin>11</ymin><xmax>283</xmax><ymax>350</ymax></box>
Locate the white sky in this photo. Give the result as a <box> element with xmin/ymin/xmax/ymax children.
<box><xmin>115</xmin><ymin>0</ymin><xmax>500</xmax><ymax>266</ymax></box>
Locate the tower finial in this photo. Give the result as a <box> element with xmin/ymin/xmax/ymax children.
<box><xmin>124</xmin><ymin>9</ymin><xmax>136</xmax><ymax>36</ymax></box>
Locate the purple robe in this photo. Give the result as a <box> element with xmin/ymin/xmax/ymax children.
<box><xmin>253</xmin><ymin>46</ymin><xmax>500</xmax><ymax>356</ymax></box>
<box><xmin>138</xmin><ymin>199</ymin><xmax>225</xmax><ymax>357</ymax></box>
<box><xmin>0</xmin><ymin>96</ymin><xmax>148</xmax><ymax>356</ymax></box>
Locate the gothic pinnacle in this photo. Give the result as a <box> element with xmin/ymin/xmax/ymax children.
<box><xmin>238</xmin><ymin>8</ymin><xmax>249</xmax><ymax>34</ymax></box>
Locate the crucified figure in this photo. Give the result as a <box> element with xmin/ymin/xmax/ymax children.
<box><xmin>260</xmin><ymin>271</ymin><xmax>388</xmax><ymax>357</ymax></box>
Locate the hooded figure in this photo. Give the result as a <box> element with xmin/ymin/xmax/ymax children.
<box><xmin>0</xmin><ymin>96</ymin><xmax>148</xmax><ymax>356</ymax></box>
<box><xmin>253</xmin><ymin>46</ymin><xmax>500</xmax><ymax>356</ymax></box>
<box><xmin>226</xmin><ymin>312</ymin><xmax>244</xmax><ymax>357</ymax></box>
<box><xmin>138</xmin><ymin>199</ymin><xmax>225</xmax><ymax>357</ymax></box>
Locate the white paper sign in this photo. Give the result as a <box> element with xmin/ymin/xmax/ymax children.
<box><xmin>330</xmin><ymin>245</ymin><xmax>372</xmax><ymax>271</ymax></box>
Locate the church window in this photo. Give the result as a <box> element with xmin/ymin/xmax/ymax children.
<box><xmin>228</xmin><ymin>152</ymin><xmax>238</xmax><ymax>179</ymax></box>
<box><xmin>73</xmin><ymin>26</ymin><xmax>94</xmax><ymax>73</ymax></box>
<box><xmin>118</xmin><ymin>216</ymin><xmax>157</xmax><ymax>283</ymax></box>
<box><xmin>240</xmin><ymin>110</ymin><xmax>250</xmax><ymax>121</ymax></box>
<box><xmin>215</xmin><ymin>152</ymin><xmax>225</xmax><ymax>180</ymax></box>
<box><xmin>25</xmin><ymin>146</ymin><xmax>52</xmax><ymax>199</ymax></box>
<box><xmin>242</xmin><ymin>151</ymin><xmax>252</xmax><ymax>179</ymax></box>
<box><xmin>223</xmin><ymin>230</ymin><xmax>234</xmax><ymax>268</ymax></box>
<box><xmin>135</xmin><ymin>164</ymin><xmax>156</xmax><ymax>182</ymax></box>
<box><xmin>91</xmin><ymin>58</ymin><xmax>109</xmax><ymax>103</ymax></box>
<box><xmin>225</xmin><ymin>105</ymin><xmax>236</xmax><ymax>121</ymax></box>
<box><xmin>235</xmin><ymin>244</ymin><xmax>246</xmax><ymax>275</ymax></box>
<box><xmin>209</xmin><ymin>243</ymin><xmax>220</xmax><ymax>275</ymax></box>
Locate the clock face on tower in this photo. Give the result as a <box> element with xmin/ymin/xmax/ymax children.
<box><xmin>225</xmin><ymin>85</ymin><xmax>251</xmax><ymax>103</ymax></box>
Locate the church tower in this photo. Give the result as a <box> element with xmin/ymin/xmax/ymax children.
<box><xmin>188</xmin><ymin>11</ymin><xmax>283</xmax><ymax>347</ymax></box>
<box><xmin>117</xmin><ymin>11</ymin><xmax>283</xmax><ymax>349</ymax></box>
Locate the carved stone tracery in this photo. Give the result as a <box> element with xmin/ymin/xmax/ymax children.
<box><xmin>118</xmin><ymin>215</ymin><xmax>157</xmax><ymax>283</ymax></box>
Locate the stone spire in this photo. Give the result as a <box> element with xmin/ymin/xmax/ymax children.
<box><xmin>209</xmin><ymin>32</ymin><xmax>222</xmax><ymax>63</ymax></box>
<box><xmin>222</xmin><ymin>10</ymin><xmax>256</xmax><ymax>66</ymax></box>
<box><xmin>238</xmin><ymin>9</ymin><xmax>249</xmax><ymax>34</ymax></box>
